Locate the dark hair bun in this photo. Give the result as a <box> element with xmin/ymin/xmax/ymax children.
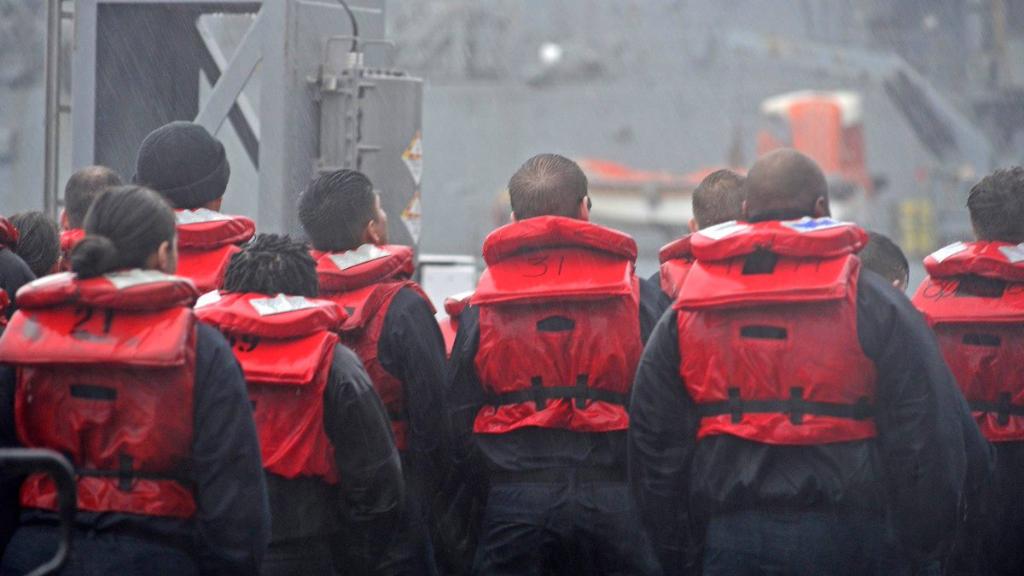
<box><xmin>70</xmin><ymin>235</ymin><xmax>120</xmax><ymax>278</ymax></box>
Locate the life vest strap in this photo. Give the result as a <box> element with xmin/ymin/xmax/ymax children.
<box><xmin>696</xmin><ymin>387</ymin><xmax>874</xmax><ymax>424</ymax></box>
<box><xmin>75</xmin><ymin>453</ymin><xmax>191</xmax><ymax>491</ymax></box>
<box><xmin>486</xmin><ymin>374</ymin><xmax>629</xmax><ymax>410</ymax></box>
<box><xmin>969</xmin><ymin>393</ymin><xmax>1024</xmax><ymax>426</ymax></box>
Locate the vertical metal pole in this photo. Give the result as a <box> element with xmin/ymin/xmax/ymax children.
<box><xmin>43</xmin><ymin>0</ymin><xmax>62</xmax><ymax>219</ymax></box>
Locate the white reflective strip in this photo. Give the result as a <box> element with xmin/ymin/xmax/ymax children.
<box><xmin>27</xmin><ymin>271</ymin><xmax>74</xmax><ymax>288</ymax></box>
<box><xmin>999</xmin><ymin>243</ymin><xmax>1024</xmax><ymax>264</ymax></box>
<box><xmin>930</xmin><ymin>241</ymin><xmax>968</xmax><ymax>263</ymax></box>
<box><xmin>248</xmin><ymin>294</ymin><xmax>319</xmax><ymax>316</ymax></box>
<box><xmin>698</xmin><ymin>220</ymin><xmax>749</xmax><ymax>241</ymax></box>
<box><xmin>780</xmin><ymin>216</ymin><xmax>850</xmax><ymax>233</ymax></box>
<box><xmin>104</xmin><ymin>269</ymin><xmax>180</xmax><ymax>290</ymax></box>
<box><xmin>446</xmin><ymin>290</ymin><xmax>475</xmax><ymax>303</ymax></box>
<box><xmin>195</xmin><ymin>290</ymin><xmax>223</xmax><ymax>308</ymax></box>
<box><xmin>328</xmin><ymin>244</ymin><xmax>392</xmax><ymax>270</ymax></box>
<box><xmin>175</xmin><ymin>208</ymin><xmax>231</xmax><ymax>225</ymax></box>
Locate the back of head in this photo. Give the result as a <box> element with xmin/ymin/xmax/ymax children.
<box><xmin>64</xmin><ymin>166</ymin><xmax>122</xmax><ymax>229</ymax></box>
<box><xmin>10</xmin><ymin>212</ymin><xmax>60</xmax><ymax>278</ymax></box>
<box><xmin>967</xmin><ymin>167</ymin><xmax>1024</xmax><ymax>244</ymax></box>
<box><xmin>135</xmin><ymin>121</ymin><xmax>230</xmax><ymax>209</ymax></box>
<box><xmin>70</xmin><ymin>186</ymin><xmax>176</xmax><ymax>279</ymax></box>
<box><xmin>299</xmin><ymin>169</ymin><xmax>376</xmax><ymax>252</ymax></box>
<box><xmin>744</xmin><ymin>149</ymin><xmax>829</xmax><ymax>222</ymax></box>
<box><xmin>859</xmin><ymin>231</ymin><xmax>910</xmax><ymax>291</ymax></box>
<box><xmin>508</xmin><ymin>154</ymin><xmax>588</xmax><ymax>221</ymax></box>
<box><xmin>224</xmin><ymin>234</ymin><xmax>319</xmax><ymax>297</ymax></box>
<box><xmin>692</xmin><ymin>169</ymin><xmax>745</xmax><ymax>228</ymax></box>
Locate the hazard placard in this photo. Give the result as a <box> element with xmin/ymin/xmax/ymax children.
<box><xmin>401</xmin><ymin>191</ymin><xmax>422</xmax><ymax>244</ymax></box>
<box><xmin>402</xmin><ymin>131</ymin><xmax>423</xmax><ymax>186</ymax></box>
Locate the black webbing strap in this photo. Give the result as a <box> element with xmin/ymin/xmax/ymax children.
<box><xmin>697</xmin><ymin>387</ymin><xmax>874</xmax><ymax>424</ymax></box>
<box><xmin>75</xmin><ymin>453</ymin><xmax>191</xmax><ymax>490</ymax></box>
<box><xmin>486</xmin><ymin>374</ymin><xmax>628</xmax><ymax>410</ymax></box>
<box><xmin>970</xmin><ymin>392</ymin><xmax>1024</xmax><ymax>426</ymax></box>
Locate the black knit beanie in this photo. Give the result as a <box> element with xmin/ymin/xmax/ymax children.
<box><xmin>134</xmin><ymin>121</ymin><xmax>231</xmax><ymax>209</ymax></box>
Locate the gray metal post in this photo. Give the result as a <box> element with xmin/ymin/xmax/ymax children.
<box><xmin>43</xmin><ymin>0</ymin><xmax>62</xmax><ymax>219</ymax></box>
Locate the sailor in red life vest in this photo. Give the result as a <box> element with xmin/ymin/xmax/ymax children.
<box><xmin>195</xmin><ymin>234</ymin><xmax>404</xmax><ymax>576</ymax></box>
<box><xmin>859</xmin><ymin>230</ymin><xmax>911</xmax><ymax>292</ymax></box>
<box><xmin>134</xmin><ymin>122</ymin><xmax>255</xmax><ymax>292</ymax></box>
<box><xmin>438</xmin><ymin>290</ymin><xmax>473</xmax><ymax>358</ymax></box>
<box><xmin>59</xmin><ymin>165</ymin><xmax>123</xmax><ymax>271</ymax></box>
<box><xmin>299</xmin><ymin>169</ymin><xmax>447</xmax><ymax>575</ymax></box>
<box><xmin>628</xmin><ymin>150</ymin><xmax>970</xmax><ymax>576</ymax></box>
<box><xmin>0</xmin><ymin>186</ymin><xmax>269</xmax><ymax>575</ymax></box>
<box><xmin>912</xmin><ymin>167</ymin><xmax>1024</xmax><ymax>575</ymax></box>
<box><xmin>654</xmin><ymin>169</ymin><xmax>744</xmax><ymax>302</ymax></box>
<box><xmin>446</xmin><ymin>154</ymin><xmax>663</xmax><ymax>575</ymax></box>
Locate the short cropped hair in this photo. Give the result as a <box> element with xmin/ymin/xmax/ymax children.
<box><xmin>860</xmin><ymin>231</ymin><xmax>910</xmax><ymax>291</ymax></box>
<box><xmin>968</xmin><ymin>167</ymin><xmax>1024</xmax><ymax>243</ymax></box>
<box><xmin>692</xmin><ymin>169</ymin><xmax>744</xmax><ymax>228</ymax></box>
<box><xmin>508</xmin><ymin>154</ymin><xmax>588</xmax><ymax>221</ymax></box>
<box><xmin>223</xmin><ymin>234</ymin><xmax>319</xmax><ymax>297</ymax></box>
<box><xmin>299</xmin><ymin>169</ymin><xmax>377</xmax><ymax>252</ymax></box>
<box><xmin>64</xmin><ymin>166</ymin><xmax>123</xmax><ymax>229</ymax></box>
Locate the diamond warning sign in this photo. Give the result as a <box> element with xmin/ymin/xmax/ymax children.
<box><xmin>402</xmin><ymin>131</ymin><xmax>423</xmax><ymax>186</ymax></box>
<box><xmin>401</xmin><ymin>191</ymin><xmax>422</xmax><ymax>244</ymax></box>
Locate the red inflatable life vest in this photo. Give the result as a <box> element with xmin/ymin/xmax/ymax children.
<box><xmin>0</xmin><ymin>216</ymin><xmax>20</xmax><ymax>250</ymax></box>
<box><xmin>658</xmin><ymin>235</ymin><xmax>694</xmax><ymax>299</ymax></box>
<box><xmin>676</xmin><ymin>218</ymin><xmax>877</xmax><ymax>445</ymax></box>
<box><xmin>314</xmin><ymin>244</ymin><xmax>433</xmax><ymax>451</ymax></box>
<box><xmin>59</xmin><ymin>228</ymin><xmax>86</xmax><ymax>272</ymax></box>
<box><xmin>912</xmin><ymin>241</ymin><xmax>1024</xmax><ymax>442</ymax></box>
<box><xmin>0</xmin><ymin>270</ymin><xmax>199</xmax><ymax>518</ymax></box>
<box><xmin>0</xmin><ymin>289</ymin><xmax>9</xmax><ymax>329</ymax></box>
<box><xmin>196</xmin><ymin>291</ymin><xmax>345</xmax><ymax>482</ymax></box>
<box><xmin>440</xmin><ymin>290</ymin><xmax>474</xmax><ymax>358</ymax></box>
<box><xmin>0</xmin><ymin>218</ymin><xmax>19</xmax><ymax>319</ymax></box>
<box><xmin>176</xmin><ymin>209</ymin><xmax>256</xmax><ymax>293</ymax></box>
<box><xmin>471</xmin><ymin>216</ymin><xmax>641</xmax><ymax>435</ymax></box>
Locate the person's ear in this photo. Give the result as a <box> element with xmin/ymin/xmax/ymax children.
<box><xmin>155</xmin><ymin>240</ymin><xmax>177</xmax><ymax>274</ymax></box>
<box><xmin>59</xmin><ymin>210</ymin><xmax>69</xmax><ymax>230</ymax></box>
<box><xmin>688</xmin><ymin>217</ymin><xmax>699</xmax><ymax>233</ymax></box>
<box><xmin>578</xmin><ymin>196</ymin><xmax>591</xmax><ymax>221</ymax></box>
<box><xmin>741</xmin><ymin>200</ymin><xmax>750</xmax><ymax>221</ymax></box>
<box><xmin>896</xmin><ymin>276</ymin><xmax>909</xmax><ymax>293</ymax></box>
<box><xmin>363</xmin><ymin>219</ymin><xmax>384</xmax><ymax>246</ymax></box>
<box><xmin>510</xmin><ymin>211</ymin><xmax>518</xmax><ymax>223</ymax></box>
<box><xmin>813</xmin><ymin>196</ymin><xmax>831</xmax><ymax>218</ymax></box>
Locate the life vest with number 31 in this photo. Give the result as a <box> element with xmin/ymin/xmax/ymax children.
<box><xmin>471</xmin><ymin>216</ymin><xmax>642</xmax><ymax>435</ymax></box>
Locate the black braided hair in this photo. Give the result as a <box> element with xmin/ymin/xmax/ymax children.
<box><xmin>223</xmin><ymin>233</ymin><xmax>319</xmax><ymax>297</ymax></box>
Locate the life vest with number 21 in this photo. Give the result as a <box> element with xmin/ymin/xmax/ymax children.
<box><xmin>0</xmin><ymin>270</ymin><xmax>199</xmax><ymax>518</ymax></box>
